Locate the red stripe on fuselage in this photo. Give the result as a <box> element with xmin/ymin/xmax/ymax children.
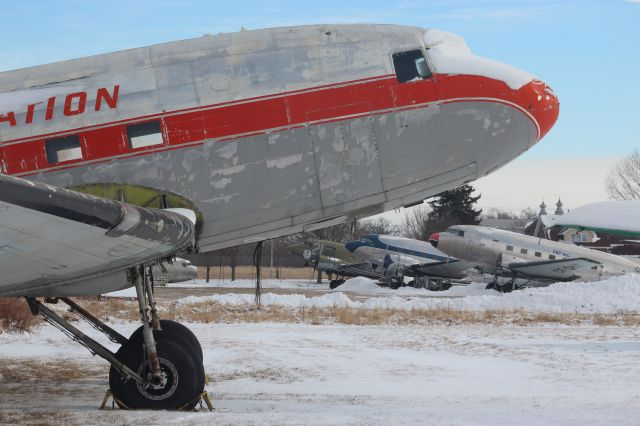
<box><xmin>0</xmin><ymin>74</ymin><xmax>536</xmax><ymax>176</ymax></box>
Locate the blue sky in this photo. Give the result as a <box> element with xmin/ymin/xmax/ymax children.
<box><xmin>1</xmin><ymin>0</ymin><xmax>638</xmax><ymax>209</ymax></box>
<box><xmin>1</xmin><ymin>0</ymin><xmax>638</xmax><ymax>160</ymax></box>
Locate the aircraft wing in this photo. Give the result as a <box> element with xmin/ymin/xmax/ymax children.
<box><xmin>506</xmin><ymin>257</ymin><xmax>601</xmax><ymax>281</ymax></box>
<box><xmin>0</xmin><ymin>174</ymin><xmax>194</xmax><ymax>297</ymax></box>
<box><xmin>406</xmin><ymin>259</ymin><xmax>468</xmax><ymax>280</ymax></box>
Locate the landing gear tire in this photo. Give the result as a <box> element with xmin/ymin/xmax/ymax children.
<box><xmin>109</xmin><ymin>334</ymin><xmax>205</xmax><ymax>410</ymax></box>
<box><xmin>388</xmin><ymin>278</ymin><xmax>402</xmax><ymax>290</ymax></box>
<box><xmin>127</xmin><ymin>320</ymin><xmax>203</xmax><ymax>362</ymax></box>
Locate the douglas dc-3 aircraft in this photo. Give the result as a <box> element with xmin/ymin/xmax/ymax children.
<box><xmin>431</xmin><ymin>225</ymin><xmax>639</xmax><ymax>292</ymax></box>
<box><xmin>345</xmin><ymin>234</ymin><xmax>471</xmax><ymax>289</ymax></box>
<box><xmin>0</xmin><ymin>24</ymin><xmax>558</xmax><ymax>409</ymax></box>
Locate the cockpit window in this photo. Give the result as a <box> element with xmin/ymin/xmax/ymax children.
<box><xmin>392</xmin><ymin>50</ymin><xmax>432</xmax><ymax>83</ymax></box>
<box><xmin>446</xmin><ymin>228</ymin><xmax>464</xmax><ymax>237</ymax></box>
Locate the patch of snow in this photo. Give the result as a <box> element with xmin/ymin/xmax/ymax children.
<box><xmin>177</xmin><ymin>274</ymin><xmax>640</xmax><ymax>314</ymax></box>
<box><xmin>423</xmin><ymin>29</ymin><xmax>535</xmax><ymax>90</ymax></box>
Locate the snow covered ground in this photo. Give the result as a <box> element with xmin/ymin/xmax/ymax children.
<box><xmin>174</xmin><ymin>274</ymin><xmax>640</xmax><ymax>314</ymax></box>
<box><xmin>1</xmin><ymin>321</ymin><xmax>639</xmax><ymax>425</ymax></box>
<box><xmin>5</xmin><ymin>274</ymin><xmax>640</xmax><ymax>424</ymax></box>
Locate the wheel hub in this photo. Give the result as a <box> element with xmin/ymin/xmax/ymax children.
<box><xmin>136</xmin><ymin>358</ymin><xmax>179</xmax><ymax>400</ymax></box>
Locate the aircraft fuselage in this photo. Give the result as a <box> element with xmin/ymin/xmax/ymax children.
<box><xmin>0</xmin><ymin>24</ymin><xmax>559</xmax><ymax>253</ymax></box>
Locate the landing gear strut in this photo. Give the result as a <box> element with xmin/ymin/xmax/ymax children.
<box><xmin>26</xmin><ymin>265</ymin><xmax>206</xmax><ymax>410</ymax></box>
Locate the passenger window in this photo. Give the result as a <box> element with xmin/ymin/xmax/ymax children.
<box><xmin>126</xmin><ymin>121</ymin><xmax>163</xmax><ymax>149</ymax></box>
<box><xmin>520</xmin><ymin>248</ymin><xmax>528</xmax><ymax>254</ymax></box>
<box><xmin>549</xmin><ymin>255</ymin><xmax>556</xmax><ymax>260</ymax></box>
<box><xmin>535</xmin><ymin>252</ymin><xmax>542</xmax><ymax>257</ymax></box>
<box><xmin>506</xmin><ymin>245</ymin><xmax>513</xmax><ymax>251</ymax></box>
<box><xmin>45</xmin><ymin>135</ymin><xmax>82</xmax><ymax>164</ymax></box>
<box><xmin>392</xmin><ymin>50</ymin><xmax>431</xmax><ymax>83</ymax></box>
<box><xmin>458</xmin><ymin>230</ymin><xmax>465</xmax><ymax>237</ymax></box>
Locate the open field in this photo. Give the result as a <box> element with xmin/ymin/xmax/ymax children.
<box><xmin>1</xmin><ymin>320</ymin><xmax>640</xmax><ymax>425</ymax></box>
<box><xmin>2</xmin><ymin>275</ymin><xmax>640</xmax><ymax>424</ymax></box>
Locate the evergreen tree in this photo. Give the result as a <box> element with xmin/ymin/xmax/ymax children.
<box><xmin>428</xmin><ymin>184</ymin><xmax>482</xmax><ymax>226</ymax></box>
<box><xmin>400</xmin><ymin>185</ymin><xmax>482</xmax><ymax>241</ymax></box>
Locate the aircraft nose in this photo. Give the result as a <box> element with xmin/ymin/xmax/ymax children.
<box><xmin>428</xmin><ymin>232</ymin><xmax>439</xmax><ymax>248</ymax></box>
<box><xmin>344</xmin><ymin>240</ymin><xmax>360</xmax><ymax>253</ymax></box>
<box><xmin>519</xmin><ymin>80</ymin><xmax>560</xmax><ymax>141</ymax></box>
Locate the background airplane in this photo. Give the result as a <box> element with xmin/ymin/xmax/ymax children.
<box><xmin>345</xmin><ymin>234</ymin><xmax>471</xmax><ymax>290</ymax></box>
<box><xmin>288</xmin><ymin>239</ymin><xmax>384</xmax><ymax>287</ymax></box>
<box><xmin>152</xmin><ymin>257</ymin><xmax>198</xmax><ymax>284</ymax></box>
<box><xmin>0</xmin><ymin>23</ymin><xmax>559</xmax><ymax>410</ymax></box>
<box><xmin>431</xmin><ymin>225</ymin><xmax>640</xmax><ymax>292</ymax></box>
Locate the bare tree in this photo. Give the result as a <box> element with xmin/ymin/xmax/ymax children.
<box><xmin>519</xmin><ymin>206</ymin><xmax>537</xmax><ymax>220</ymax></box>
<box><xmin>606</xmin><ymin>150</ymin><xmax>640</xmax><ymax>200</ymax></box>
<box><xmin>356</xmin><ymin>217</ymin><xmax>401</xmax><ymax>238</ymax></box>
<box><xmin>308</xmin><ymin>222</ymin><xmax>354</xmax><ymax>242</ymax></box>
<box><xmin>400</xmin><ymin>206</ymin><xmax>448</xmax><ymax>241</ymax></box>
<box><xmin>222</xmin><ymin>246</ymin><xmax>239</xmax><ymax>281</ymax></box>
<box><xmin>483</xmin><ymin>208</ymin><xmax>518</xmax><ymax>220</ymax></box>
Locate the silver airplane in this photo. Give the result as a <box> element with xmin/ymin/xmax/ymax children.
<box><xmin>152</xmin><ymin>257</ymin><xmax>198</xmax><ymax>284</ymax></box>
<box><xmin>0</xmin><ymin>24</ymin><xmax>559</xmax><ymax>409</ymax></box>
<box><xmin>345</xmin><ymin>234</ymin><xmax>471</xmax><ymax>290</ymax></box>
<box><xmin>431</xmin><ymin>225</ymin><xmax>640</xmax><ymax>291</ymax></box>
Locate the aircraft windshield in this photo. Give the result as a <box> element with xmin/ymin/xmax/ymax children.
<box><xmin>392</xmin><ymin>49</ymin><xmax>432</xmax><ymax>83</ymax></box>
<box><xmin>447</xmin><ymin>228</ymin><xmax>465</xmax><ymax>237</ymax></box>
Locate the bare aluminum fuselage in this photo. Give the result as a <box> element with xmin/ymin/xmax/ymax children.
<box><xmin>0</xmin><ymin>24</ymin><xmax>557</xmax><ymax>256</ymax></box>
<box><xmin>437</xmin><ymin>225</ymin><xmax>640</xmax><ymax>281</ymax></box>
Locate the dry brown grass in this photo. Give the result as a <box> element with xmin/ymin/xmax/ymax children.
<box><xmin>0</xmin><ymin>298</ymin><xmax>38</xmax><ymax>332</ymax></box>
<box><xmin>593</xmin><ymin>314</ymin><xmax>617</xmax><ymax>326</ymax></box>
<box><xmin>0</xmin><ymin>359</ymin><xmax>104</xmax><ymax>383</ymax></box>
<box><xmin>160</xmin><ymin>301</ymin><xmax>640</xmax><ymax>327</ymax></box>
<box><xmin>18</xmin><ymin>297</ymin><xmax>640</xmax><ymax>329</ymax></box>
